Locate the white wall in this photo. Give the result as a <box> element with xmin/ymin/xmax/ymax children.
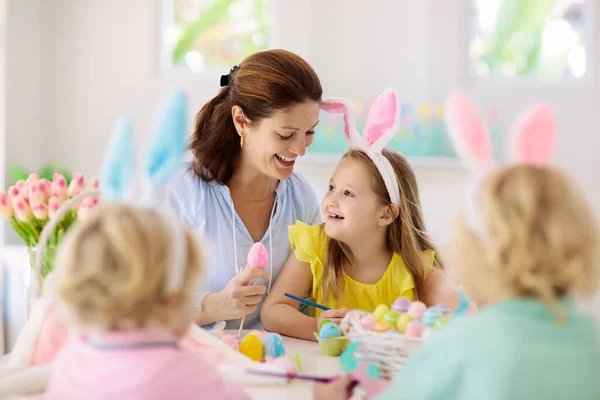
<box><xmin>4</xmin><ymin>0</ymin><xmax>600</xmax><ymax>243</ymax></box>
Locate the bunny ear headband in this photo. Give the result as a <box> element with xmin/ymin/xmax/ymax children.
<box><xmin>320</xmin><ymin>88</ymin><xmax>401</xmax><ymax>206</ymax></box>
<box><xmin>444</xmin><ymin>90</ymin><xmax>557</xmax><ymax>237</ymax></box>
<box><xmin>33</xmin><ymin>90</ymin><xmax>190</xmax><ymax>299</ymax></box>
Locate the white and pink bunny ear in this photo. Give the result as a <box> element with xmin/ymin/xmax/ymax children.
<box><xmin>506</xmin><ymin>103</ymin><xmax>556</xmax><ymax>165</ymax></box>
<box><xmin>320</xmin><ymin>97</ymin><xmax>362</xmax><ymax>145</ymax></box>
<box><xmin>363</xmin><ymin>88</ymin><xmax>399</xmax><ymax>152</ymax></box>
<box><xmin>445</xmin><ymin>90</ymin><xmax>494</xmax><ymax>171</ymax></box>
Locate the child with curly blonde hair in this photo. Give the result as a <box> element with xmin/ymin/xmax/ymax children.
<box><xmin>44</xmin><ymin>204</ymin><xmax>248</xmax><ymax>400</ymax></box>
<box><xmin>365</xmin><ymin>92</ymin><xmax>600</xmax><ymax>400</ymax></box>
<box><xmin>39</xmin><ymin>91</ymin><xmax>248</xmax><ymax>400</ymax></box>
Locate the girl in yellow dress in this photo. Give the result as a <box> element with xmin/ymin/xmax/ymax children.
<box><xmin>261</xmin><ymin>88</ymin><xmax>460</xmax><ymax>340</ymax></box>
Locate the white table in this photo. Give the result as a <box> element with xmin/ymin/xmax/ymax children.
<box><xmin>243</xmin><ymin>334</ymin><xmax>341</xmax><ymax>400</ymax></box>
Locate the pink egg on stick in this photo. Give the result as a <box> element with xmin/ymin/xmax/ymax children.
<box><xmin>238</xmin><ymin>242</ymin><xmax>269</xmax><ymax>335</ymax></box>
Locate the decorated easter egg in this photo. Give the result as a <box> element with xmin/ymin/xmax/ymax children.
<box><xmin>437</xmin><ymin>303</ymin><xmax>453</xmax><ymax>316</ymax></box>
<box><xmin>433</xmin><ymin>315</ymin><xmax>452</xmax><ymax>330</ymax></box>
<box><xmin>373</xmin><ymin>321</ymin><xmax>392</xmax><ymax>332</ymax></box>
<box><xmin>396</xmin><ymin>313</ymin><xmax>416</xmax><ymax>333</ymax></box>
<box><xmin>264</xmin><ymin>332</ymin><xmax>286</xmax><ymax>358</ymax></box>
<box><xmin>271</xmin><ymin>356</ymin><xmax>299</xmax><ymax>375</ymax></box>
<box><xmin>373</xmin><ymin>304</ymin><xmax>389</xmax><ymax>321</ymax></box>
<box><xmin>239</xmin><ymin>333</ymin><xmax>264</xmax><ymax>361</ymax></box>
<box><xmin>360</xmin><ymin>314</ymin><xmax>376</xmax><ymax>330</ymax></box>
<box><xmin>221</xmin><ymin>334</ymin><xmax>239</xmax><ymax>351</ymax></box>
<box><xmin>383</xmin><ymin>311</ymin><xmax>400</xmax><ymax>324</ymax></box>
<box><xmin>391</xmin><ymin>296</ymin><xmax>411</xmax><ymax>313</ymax></box>
<box><xmin>247</xmin><ymin>242</ymin><xmax>269</xmax><ymax>270</ymax></box>
<box><xmin>319</xmin><ymin>322</ymin><xmax>342</xmax><ymax>339</ymax></box>
<box><xmin>405</xmin><ymin>321</ymin><xmax>425</xmax><ymax>338</ymax></box>
<box><xmin>407</xmin><ymin>301</ymin><xmax>427</xmax><ymax>320</ymax></box>
<box><xmin>421</xmin><ymin>306</ymin><xmax>443</xmax><ymax>327</ymax></box>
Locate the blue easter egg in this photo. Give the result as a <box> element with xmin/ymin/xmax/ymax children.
<box><xmin>421</xmin><ymin>306</ymin><xmax>442</xmax><ymax>327</ymax></box>
<box><xmin>319</xmin><ymin>322</ymin><xmax>341</xmax><ymax>339</ymax></box>
<box><xmin>264</xmin><ymin>332</ymin><xmax>286</xmax><ymax>358</ymax></box>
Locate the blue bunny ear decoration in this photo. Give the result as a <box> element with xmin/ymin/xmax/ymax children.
<box><xmin>144</xmin><ymin>90</ymin><xmax>187</xmax><ymax>201</ymax></box>
<box><xmin>100</xmin><ymin>116</ymin><xmax>136</xmax><ymax>202</ymax></box>
<box><xmin>32</xmin><ymin>89</ymin><xmax>191</xmax><ymax>304</ymax></box>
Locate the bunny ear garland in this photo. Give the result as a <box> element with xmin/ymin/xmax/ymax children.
<box><xmin>33</xmin><ymin>89</ymin><xmax>190</xmax><ymax>301</ymax></box>
<box><xmin>320</xmin><ymin>88</ymin><xmax>401</xmax><ymax>206</ymax></box>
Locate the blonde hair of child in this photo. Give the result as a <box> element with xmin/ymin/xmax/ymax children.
<box><xmin>453</xmin><ymin>165</ymin><xmax>600</xmax><ymax>317</ymax></box>
<box><xmin>321</xmin><ymin>148</ymin><xmax>441</xmax><ymax>301</ymax></box>
<box><xmin>53</xmin><ymin>203</ymin><xmax>204</xmax><ymax>330</ymax></box>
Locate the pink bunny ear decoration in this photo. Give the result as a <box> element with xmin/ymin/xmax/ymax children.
<box><xmin>363</xmin><ymin>88</ymin><xmax>400</xmax><ymax>152</ymax></box>
<box><xmin>445</xmin><ymin>90</ymin><xmax>494</xmax><ymax>172</ymax></box>
<box><xmin>320</xmin><ymin>88</ymin><xmax>402</xmax><ymax>206</ymax></box>
<box><xmin>506</xmin><ymin>103</ymin><xmax>556</xmax><ymax>165</ymax></box>
<box><xmin>320</xmin><ymin>97</ymin><xmax>362</xmax><ymax>145</ymax></box>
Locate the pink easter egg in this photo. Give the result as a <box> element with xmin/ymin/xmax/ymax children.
<box><xmin>408</xmin><ymin>301</ymin><xmax>427</xmax><ymax>320</ymax></box>
<box><xmin>247</xmin><ymin>242</ymin><xmax>269</xmax><ymax>270</ymax></box>
<box><xmin>360</xmin><ymin>314</ymin><xmax>376</xmax><ymax>330</ymax></box>
<box><xmin>405</xmin><ymin>321</ymin><xmax>425</xmax><ymax>338</ymax></box>
<box><xmin>271</xmin><ymin>356</ymin><xmax>299</xmax><ymax>375</ymax></box>
<box><xmin>221</xmin><ymin>334</ymin><xmax>239</xmax><ymax>351</ymax></box>
<box><xmin>391</xmin><ymin>296</ymin><xmax>411</xmax><ymax>313</ymax></box>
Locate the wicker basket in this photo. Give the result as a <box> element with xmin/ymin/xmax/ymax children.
<box><xmin>340</xmin><ymin>310</ymin><xmax>424</xmax><ymax>378</ymax></box>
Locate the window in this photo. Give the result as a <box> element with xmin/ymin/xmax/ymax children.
<box><xmin>163</xmin><ymin>0</ymin><xmax>272</xmax><ymax>73</ymax></box>
<box><xmin>470</xmin><ymin>0</ymin><xmax>588</xmax><ymax>80</ymax></box>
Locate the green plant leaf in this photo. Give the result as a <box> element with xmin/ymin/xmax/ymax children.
<box><xmin>172</xmin><ymin>0</ymin><xmax>238</xmax><ymax>64</ymax></box>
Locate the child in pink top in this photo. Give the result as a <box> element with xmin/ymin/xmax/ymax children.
<box><xmin>44</xmin><ymin>204</ymin><xmax>248</xmax><ymax>400</ymax></box>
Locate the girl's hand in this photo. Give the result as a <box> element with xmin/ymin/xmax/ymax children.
<box><xmin>212</xmin><ymin>265</ymin><xmax>270</xmax><ymax>320</ymax></box>
<box><xmin>317</xmin><ymin>308</ymin><xmax>350</xmax><ymax>330</ymax></box>
<box><xmin>314</xmin><ymin>375</ymin><xmax>355</xmax><ymax>400</ymax></box>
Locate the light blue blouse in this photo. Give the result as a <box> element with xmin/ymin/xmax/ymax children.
<box><xmin>168</xmin><ymin>163</ymin><xmax>322</xmax><ymax>329</ymax></box>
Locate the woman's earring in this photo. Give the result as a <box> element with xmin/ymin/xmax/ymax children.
<box><xmin>240</xmin><ymin>134</ymin><xmax>245</xmax><ymax>149</ymax></box>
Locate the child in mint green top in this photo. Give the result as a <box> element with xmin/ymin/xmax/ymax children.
<box><xmin>377</xmin><ymin>162</ymin><xmax>600</xmax><ymax>400</ymax></box>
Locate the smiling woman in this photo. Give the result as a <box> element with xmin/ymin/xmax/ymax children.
<box><xmin>169</xmin><ymin>49</ymin><xmax>324</xmax><ymax>331</ymax></box>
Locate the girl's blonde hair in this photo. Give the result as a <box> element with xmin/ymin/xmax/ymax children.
<box><xmin>321</xmin><ymin>148</ymin><xmax>440</xmax><ymax>300</ymax></box>
<box><xmin>53</xmin><ymin>203</ymin><xmax>204</xmax><ymax>330</ymax></box>
<box><xmin>454</xmin><ymin>165</ymin><xmax>599</xmax><ymax>315</ymax></box>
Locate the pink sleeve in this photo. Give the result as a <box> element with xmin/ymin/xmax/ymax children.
<box><xmin>30</xmin><ymin>303</ymin><xmax>69</xmax><ymax>366</ymax></box>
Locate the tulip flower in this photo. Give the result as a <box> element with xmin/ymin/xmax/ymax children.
<box><xmin>0</xmin><ymin>192</ymin><xmax>13</xmax><ymax>219</ymax></box>
<box><xmin>51</xmin><ymin>173</ymin><xmax>68</xmax><ymax>198</ymax></box>
<box><xmin>13</xmin><ymin>198</ymin><xmax>33</xmax><ymax>222</ymax></box>
<box><xmin>87</xmin><ymin>177</ymin><xmax>99</xmax><ymax>190</ymax></box>
<box><xmin>48</xmin><ymin>196</ymin><xmax>63</xmax><ymax>219</ymax></box>
<box><xmin>27</xmin><ymin>173</ymin><xmax>40</xmax><ymax>186</ymax></box>
<box><xmin>29</xmin><ymin>181</ymin><xmax>47</xmax><ymax>206</ymax></box>
<box><xmin>68</xmin><ymin>173</ymin><xmax>84</xmax><ymax>198</ymax></box>
<box><xmin>32</xmin><ymin>203</ymin><xmax>48</xmax><ymax>220</ymax></box>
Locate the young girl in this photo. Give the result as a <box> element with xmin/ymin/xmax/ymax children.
<box><xmin>261</xmin><ymin>89</ymin><xmax>460</xmax><ymax>341</ymax></box>
<box><xmin>44</xmin><ymin>204</ymin><xmax>248</xmax><ymax>400</ymax></box>
<box><xmin>318</xmin><ymin>91</ymin><xmax>600</xmax><ymax>399</ymax></box>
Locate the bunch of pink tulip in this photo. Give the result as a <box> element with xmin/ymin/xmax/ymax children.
<box><xmin>0</xmin><ymin>172</ymin><xmax>100</xmax><ymax>277</ymax></box>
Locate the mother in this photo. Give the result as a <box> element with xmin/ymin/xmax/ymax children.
<box><xmin>170</xmin><ymin>49</ymin><xmax>323</xmax><ymax>329</ymax></box>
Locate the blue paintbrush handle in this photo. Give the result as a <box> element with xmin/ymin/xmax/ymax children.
<box><xmin>285</xmin><ymin>293</ymin><xmax>330</xmax><ymax>311</ymax></box>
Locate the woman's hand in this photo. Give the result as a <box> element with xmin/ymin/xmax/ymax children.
<box><xmin>317</xmin><ymin>308</ymin><xmax>350</xmax><ymax>330</ymax></box>
<box><xmin>206</xmin><ymin>265</ymin><xmax>270</xmax><ymax>321</ymax></box>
